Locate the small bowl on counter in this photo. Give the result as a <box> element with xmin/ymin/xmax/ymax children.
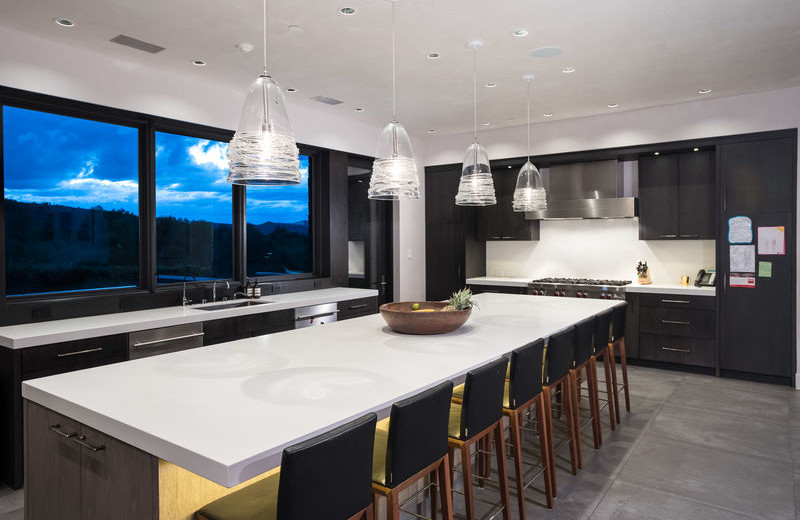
<box><xmin>379</xmin><ymin>301</ymin><xmax>472</xmax><ymax>335</ymax></box>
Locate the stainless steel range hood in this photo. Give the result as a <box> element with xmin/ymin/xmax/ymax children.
<box><xmin>525</xmin><ymin>159</ymin><xmax>638</xmax><ymax>220</ymax></box>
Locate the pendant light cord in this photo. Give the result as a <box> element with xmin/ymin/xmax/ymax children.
<box><xmin>262</xmin><ymin>0</ymin><xmax>268</xmax><ymax>74</ymax></box>
<box><xmin>392</xmin><ymin>0</ymin><xmax>396</xmax><ymax>121</ymax></box>
<box><xmin>473</xmin><ymin>47</ymin><xmax>478</xmax><ymax>143</ymax></box>
<box><xmin>526</xmin><ymin>79</ymin><xmax>531</xmax><ymax>161</ymax></box>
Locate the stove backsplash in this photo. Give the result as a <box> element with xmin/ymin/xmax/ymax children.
<box><xmin>486</xmin><ymin>219</ymin><xmax>716</xmax><ymax>285</ymax></box>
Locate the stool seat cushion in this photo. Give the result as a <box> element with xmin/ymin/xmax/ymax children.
<box><xmin>195</xmin><ymin>468</ymin><xmax>280</xmax><ymax>520</ymax></box>
<box><xmin>371</xmin><ymin>417</ymin><xmax>392</xmax><ymax>486</ymax></box>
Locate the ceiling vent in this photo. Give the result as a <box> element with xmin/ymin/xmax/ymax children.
<box><xmin>110</xmin><ymin>34</ymin><xmax>165</xmax><ymax>54</ymax></box>
<box><xmin>311</xmin><ymin>95</ymin><xmax>343</xmax><ymax>106</ymax></box>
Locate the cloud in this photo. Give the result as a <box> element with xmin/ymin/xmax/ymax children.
<box><xmin>5</xmin><ymin>175</ymin><xmax>139</xmax><ymax>207</ymax></box>
<box><xmin>248</xmin><ymin>199</ymin><xmax>307</xmax><ymax>212</ymax></box>
<box><xmin>188</xmin><ymin>140</ymin><xmax>228</xmax><ymax>172</ymax></box>
<box><xmin>156</xmin><ymin>187</ymin><xmax>231</xmax><ymax>203</ymax></box>
<box><xmin>76</xmin><ymin>158</ymin><xmax>97</xmax><ymax>178</ymax></box>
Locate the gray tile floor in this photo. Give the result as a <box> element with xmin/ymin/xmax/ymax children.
<box><xmin>2</xmin><ymin>365</ymin><xmax>799</xmax><ymax>519</ymax></box>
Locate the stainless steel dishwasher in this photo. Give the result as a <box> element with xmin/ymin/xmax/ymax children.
<box><xmin>294</xmin><ymin>302</ymin><xmax>338</xmax><ymax>328</ymax></box>
<box><xmin>128</xmin><ymin>322</ymin><xmax>204</xmax><ymax>359</ymax></box>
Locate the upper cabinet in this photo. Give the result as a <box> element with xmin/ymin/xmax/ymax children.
<box><xmin>476</xmin><ymin>170</ymin><xmax>540</xmax><ymax>241</ymax></box>
<box><xmin>719</xmin><ymin>137</ymin><xmax>795</xmax><ymax>214</ymax></box>
<box><xmin>639</xmin><ymin>150</ymin><xmax>715</xmax><ymax>240</ymax></box>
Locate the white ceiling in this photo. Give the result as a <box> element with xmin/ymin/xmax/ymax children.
<box><xmin>2</xmin><ymin>0</ymin><xmax>800</xmax><ymax>136</ymax></box>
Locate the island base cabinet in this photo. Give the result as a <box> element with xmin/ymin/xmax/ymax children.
<box><xmin>25</xmin><ymin>401</ymin><xmax>158</xmax><ymax>520</ymax></box>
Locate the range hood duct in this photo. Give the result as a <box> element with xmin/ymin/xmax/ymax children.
<box><xmin>525</xmin><ymin>159</ymin><xmax>638</xmax><ymax>220</ymax></box>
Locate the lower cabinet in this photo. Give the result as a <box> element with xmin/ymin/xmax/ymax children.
<box><xmin>635</xmin><ymin>293</ymin><xmax>716</xmax><ymax>368</ymax></box>
<box><xmin>338</xmin><ymin>296</ymin><xmax>378</xmax><ymax>320</ymax></box>
<box><xmin>25</xmin><ymin>401</ymin><xmax>158</xmax><ymax>520</ymax></box>
<box><xmin>468</xmin><ymin>284</ymin><xmax>528</xmax><ymax>295</ymax></box>
<box><xmin>203</xmin><ymin>310</ymin><xmax>294</xmax><ymax>345</ymax></box>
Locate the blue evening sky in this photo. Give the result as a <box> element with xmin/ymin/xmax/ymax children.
<box><xmin>3</xmin><ymin>106</ymin><xmax>310</xmax><ymax>226</ymax></box>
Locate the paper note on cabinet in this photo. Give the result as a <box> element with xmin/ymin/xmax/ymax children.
<box><xmin>730</xmin><ymin>245</ymin><xmax>755</xmax><ymax>272</ymax></box>
<box><xmin>758</xmin><ymin>226</ymin><xmax>785</xmax><ymax>255</ymax></box>
<box><xmin>728</xmin><ymin>216</ymin><xmax>753</xmax><ymax>244</ymax></box>
<box><xmin>758</xmin><ymin>261</ymin><xmax>772</xmax><ymax>278</ymax></box>
<box><xmin>730</xmin><ymin>273</ymin><xmax>756</xmax><ymax>288</ymax></box>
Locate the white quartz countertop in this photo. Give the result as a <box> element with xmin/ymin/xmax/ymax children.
<box><xmin>466</xmin><ymin>276</ymin><xmax>531</xmax><ymax>288</ymax></box>
<box><xmin>625</xmin><ymin>283</ymin><xmax>716</xmax><ymax>296</ymax></box>
<box><xmin>0</xmin><ymin>287</ymin><xmax>378</xmax><ymax>349</ymax></box>
<box><xmin>22</xmin><ymin>293</ymin><xmax>621</xmax><ymax>487</ymax></box>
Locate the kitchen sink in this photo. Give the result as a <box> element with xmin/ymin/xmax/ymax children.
<box><xmin>193</xmin><ymin>300</ymin><xmax>272</xmax><ymax>311</ymax></box>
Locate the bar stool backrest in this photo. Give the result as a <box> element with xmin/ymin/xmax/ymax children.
<box><xmin>508</xmin><ymin>338</ymin><xmax>545</xmax><ymax>409</ymax></box>
<box><xmin>277</xmin><ymin>412</ymin><xmax>377</xmax><ymax>520</ymax></box>
<box><xmin>384</xmin><ymin>380</ymin><xmax>454</xmax><ymax>487</ymax></box>
<box><xmin>545</xmin><ymin>327</ymin><xmax>575</xmax><ymax>385</ymax></box>
<box><xmin>594</xmin><ymin>309</ymin><xmax>613</xmax><ymax>353</ymax></box>
<box><xmin>573</xmin><ymin>316</ymin><xmax>596</xmax><ymax>367</ymax></box>
<box><xmin>460</xmin><ymin>357</ymin><xmax>508</xmax><ymax>440</ymax></box>
<box><xmin>611</xmin><ymin>303</ymin><xmax>628</xmax><ymax>342</ymax></box>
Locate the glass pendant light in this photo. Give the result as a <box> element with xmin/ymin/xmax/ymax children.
<box><xmin>512</xmin><ymin>75</ymin><xmax>547</xmax><ymax>211</ymax></box>
<box><xmin>455</xmin><ymin>41</ymin><xmax>496</xmax><ymax>206</ymax></box>
<box><xmin>368</xmin><ymin>0</ymin><xmax>419</xmax><ymax>200</ymax></box>
<box><xmin>228</xmin><ymin>0</ymin><xmax>300</xmax><ymax>185</ymax></box>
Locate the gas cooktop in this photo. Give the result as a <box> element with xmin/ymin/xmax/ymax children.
<box><xmin>531</xmin><ymin>278</ymin><xmax>632</xmax><ymax>286</ymax></box>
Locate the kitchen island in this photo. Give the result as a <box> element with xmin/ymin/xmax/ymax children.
<box><xmin>22</xmin><ymin>293</ymin><xmax>622</xmax><ymax>520</ymax></box>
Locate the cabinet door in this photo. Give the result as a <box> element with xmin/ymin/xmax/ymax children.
<box><xmin>24</xmin><ymin>401</ymin><xmax>83</xmax><ymax>520</ymax></box>
<box><xmin>21</xmin><ymin>334</ymin><xmax>128</xmax><ymax>380</ymax></box>
<box><xmin>639</xmin><ymin>154</ymin><xmax>679</xmax><ymax>240</ymax></box>
<box><xmin>426</xmin><ymin>221</ymin><xmax>466</xmax><ymax>301</ymax></box>
<box><xmin>499</xmin><ymin>169</ymin><xmax>540</xmax><ymax>240</ymax></box>
<box><xmin>425</xmin><ymin>169</ymin><xmax>463</xmax><ymax>225</ymax></box>
<box><xmin>678</xmin><ymin>150</ymin><xmax>715</xmax><ymax>239</ymax></box>
<box><xmin>720</xmin><ymin>137</ymin><xmax>795</xmax><ymax>214</ymax></box>
<box><xmin>476</xmin><ymin>171</ymin><xmax>503</xmax><ymax>240</ymax></box>
<box><xmin>338</xmin><ymin>297</ymin><xmax>378</xmax><ymax>320</ymax></box>
<box><xmin>81</xmin><ymin>425</ymin><xmax>158</xmax><ymax>520</ymax></box>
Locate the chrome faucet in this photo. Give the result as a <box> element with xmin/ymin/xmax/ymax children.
<box><xmin>212</xmin><ymin>281</ymin><xmax>230</xmax><ymax>302</ymax></box>
<box><xmin>182</xmin><ymin>274</ymin><xmax>196</xmax><ymax>307</ymax></box>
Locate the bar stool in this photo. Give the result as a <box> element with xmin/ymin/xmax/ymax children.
<box><xmin>593</xmin><ymin>309</ymin><xmax>617</xmax><ymax>432</ymax></box>
<box><xmin>609</xmin><ymin>303</ymin><xmax>631</xmax><ymax>423</ymax></box>
<box><xmin>542</xmin><ymin>326</ymin><xmax>581</xmax><ymax>497</ymax></box>
<box><xmin>371</xmin><ymin>381</ymin><xmax>454</xmax><ymax>520</ymax></box>
<box><xmin>195</xmin><ymin>413</ymin><xmax>377</xmax><ymax>520</ymax></box>
<box><xmin>503</xmin><ymin>338</ymin><xmax>554</xmax><ymax>518</ymax></box>
<box><xmin>570</xmin><ymin>316</ymin><xmax>602</xmax><ymax>453</ymax></box>
<box><xmin>447</xmin><ymin>357</ymin><xmax>511</xmax><ymax>520</ymax></box>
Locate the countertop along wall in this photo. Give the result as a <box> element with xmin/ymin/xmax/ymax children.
<box><xmin>424</xmin><ymin>85</ymin><xmax>800</xmax><ymax>386</ymax></box>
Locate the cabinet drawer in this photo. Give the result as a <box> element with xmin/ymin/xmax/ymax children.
<box><xmin>22</xmin><ymin>335</ymin><xmax>128</xmax><ymax>380</ymax></box>
<box><xmin>639</xmin><ymin>307</ymin><xmax>715</xmax><ymax>338</ymax></box>
<box><xmin>640</xmin><ymin>333</ymin><xmax>716</xmax><ymax>367</ymax></box>
<box><xmin>204</xmin><ymin>310</ymin><xmax>293</xmax><ymax>345</ymax></box>
<box><xmin>338</xmin><ymin>297</ymin><xmax>378</xmax><ymax>321</ymax></box>
<box><xmin>639</xmin><ymin>294</ymin><xmax>715</xmax><ymax>310</ymax></box>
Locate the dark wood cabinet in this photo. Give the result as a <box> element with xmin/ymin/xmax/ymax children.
<box><xmin>639</xmin><ymin>150</ymin><xmax>715</xmax><ymax>240</ymax></box>
<box><xmin>476</xmin><ymin>170</ymin><xmax>540</xmax><ymax>241</ymax></box>
<box><xmin>25</xmin><ymin>401</ymin><xmax>158</xmax><ymax>520</ymax></box>
<box><xmin>338</xmin><ymin>296</ymin><xmax>378</xmax><ymax>320</ymax></box>
<box><xmin>203</xmin><ymin>309</ymin><xmax>294</xmax><ymax>345</ymax></box>
<box><xmin>468</xmin><ymin>284</ymin><xmax>528</xmax><ymax>295</ymax></box>
<box><xmin>720</xmin><ymin>137</ymin><xmax>794</xmax><ymax>214</ymax></box>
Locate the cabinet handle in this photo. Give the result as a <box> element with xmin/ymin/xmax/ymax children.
<box><xmin>661</xmin><ymin>347</ymin><xmax>691</xmax><ymax>353</ymax></box>
<box><xmin>501</xmin><ymin>236</ymin><xmax>513</xmax><ymax>239</ymax></box>
<box><xmin>679</xmin><ymin>234</ymin><xmax>698</xmax><ymax>238</ymax></box>
<box><xmin>131</xmin><ymin>332</ymin><xmax>205</xmax><ymax>348</ymax></box>
<box><xmin>49</xmin><ymin>424</ymin><xmax>78</xmax><ymax>439</ymax></box>
<box><xmin>723</xmin><ymin>186</ymin><xmax>727</xmax><ymax>212</ymax></box>
<box><xmin>658</xmin><ymin>234</ymin><xmax>677</xmax><ymax>238</ymax></box>
<box><xmin>660</xmin><ymin>299</ymin><xmax>690</xmax><ymax>304</ymax></box>
<box><xmin>72</xmin><ymin>436</ymin><xmax>105</xmax><ymax>452</ymax></box>
<box><xmin>57</xmin><ymin>347</ymin><xmax>103</xmax><ymax>358</ymax></box>
<box><xmin>491</xmin><ymin>236</ymin><xmax>502</xmax><ymax>239</ymax></box>
<box><xmin>348</xmin><ymin>304</ymin><xmax>368</xmax><ymax>310</ymax></box>
<box><xmin>295</xmin><ymin>311</ymin><xmax>339</xmax><ymax>321</ymax></box>
<box><xmin>661</xmin><ymin>319</ymin><xmax>691</xmax><ymax>325</ymax></box>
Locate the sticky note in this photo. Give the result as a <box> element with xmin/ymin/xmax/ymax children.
<box><xmin>758</xmin><ymin>261</ymin><xmax>772</xmax><ymax>278</ymax></box>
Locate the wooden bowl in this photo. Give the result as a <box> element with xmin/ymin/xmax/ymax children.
<box><xmin>379</xmin><ymin>301</ymin><xmax>472</xmax><ymax>335</ymax></box>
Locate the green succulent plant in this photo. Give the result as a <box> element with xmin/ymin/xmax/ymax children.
<box><xmin>443</xmin><ymin>287</ymin><xmax>479</xmax><ymax>311</ymax></box>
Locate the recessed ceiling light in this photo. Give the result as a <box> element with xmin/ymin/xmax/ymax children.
<box><xmin>562</xmin><ymin>66</ymin><xmax>576</xmax><ymax>74</ymax></box>
<box><xmin>693</xmin><ymin>147</ymin><xmax>700</xmax><ymax>152</ymax></box>
<box><xmin>354</xmin><ymin>107</ymin><xmax>365</xmax><ymax>112</ymax></box>
<box><xmin>654</xmin><ymin>152</ymin><xmax>660</xmax><ymax>156</ymax></box>
<box><xmin>339</xmin><ymin>7</ymin><xmax>356</xmax><ymax>15</ymax></box>
<box><xmin>698</xmin><ymin>88</ymin><xmax>712</xmax><ymax>94</ymax></box>
<box><xmin>427</xmin><ymin>129</ymin><xmax>437</xmax><ymax>133</ymax></box>
<box><xmin>513</xmin><ymin>28</ymin><xmax>529</xmax><ymax>37</ymax></box>
<box><xmin>426</xmin><ymin>52</ymin><xmax>440</xmax><ymax>59</ymax></box>
<box><xmin>54</xmin><ymin>18</ymin><xmax>76</xmax><ymax>27</ymax></box>
<box><xmin>191</xmin><ymin>60</ymin><xmax>206</xmax><ymax>67</ymax></box>
<box><xmin>607</xmin><ymin>103</ymin><xmax>619</xmax><ymax>108</ymax></box>
<box><xmin>286</xmin><ymin>88</ymin><xmax>297</xmax><ymax>93</ymax></box>
<box><xmin>531</xmin><ymin>46</ymin><xmax>563</xmax><ymax>58</ymax></box>
<box><xmin>236</xmin><ymin>42</ymin><xmax>254</xmax><ymax>53</ymax></box>
<box><xmin>288</xmin><ymin>25</ymin><xmax>303</xmax><ymax>32</ymax></box>
<box><xmin>484</xmin><ymin>82</ymin><xmax>497</xmax><ymax>88</ymax></box>
<box><xmin>481</xmin><ymin>122</ymin><xmax>490</xmax><ymax>126</ymax></box>
<box><xmin>543</xmin><ymin>113</ymin><xmax>554</xmax><ymax>117</ymax></box>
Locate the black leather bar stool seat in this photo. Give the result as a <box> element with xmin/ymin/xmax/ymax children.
<box><xmin>593</xmin><ymin>309</ymin><xmax>617</xmax><ymax>432</ymax></box>
<box><xmin>447</xmin><ymin>357</ymin><xmax>511</xmax><ymax>520</ymax></box>
<box><xmin>571</xmin><ymin>316</ymin><xmax>603</xmax><ymax>453</ymax></box>
<box><xmin>502</xmin><ymin>339</ymin><xmax>554</xmax><ymax>517</ymax></box>
<box><xmin>609</xmin><ymin>303</ymin><xmax>631</xmax><ymax>423</ymax></box>
<box><xmin>195</xmin><ymin>413</ymin><xmax>377</xmax><ymax>520</ymax></box>
<box><xmin>371</xmin><ymin>381</ymin><xmax>454</xmax><ymax>520</ymax></box>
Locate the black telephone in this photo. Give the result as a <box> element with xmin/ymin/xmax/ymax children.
<box><xmin>695</xmin><ymin>269</ymin><xmax>716</xmax><ymax>287</ymax></box>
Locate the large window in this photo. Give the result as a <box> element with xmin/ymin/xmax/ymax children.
<box><xmin>2</xmin><ymin>106</ymin><xmax>139</xmax><ymax>295</ymax></box>
<box><xmin>155</xmin><ymin>131</ymin><xmax>232</xmax><ymax>283</ymax></box>
<box><xmin>246</xmin><ymin>155</ymin><xmax>312</xmax><ymax>277</ymax></box>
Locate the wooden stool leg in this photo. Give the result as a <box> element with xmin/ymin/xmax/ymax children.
<box><xmin>619</xmin><ymin>338</ymin><xmax>631</xmax><ymax>412</ymax></box>
<box><xmin>493</xmin><ymin>423</ymin><xmax>512</xmax><ymax>520</ymax></box>
<box><xmin>542</xmin><ymin>385</ymin><xmax>558</xmax><ymax>496</ymax></box>
<box><xmin>564</xmin><ymin>376</ymin><xmax>581</xmax><ymax>472</ymax></box>
<box><xmin>600</xmin><ymin>352</ymin><xmax>616</xmax><ymax>431</ymax></box>
<box><xmin>437</xmin><ymin>454</ymin><xmax>454</xmax><ymax>520</ymax></box>
<box><xmin>509</xmin><ymin>410</ymin><xmax>527</xmax><ymax>520</ymax></box>
<box><xmin>448</xmin><ymin>446</ymin><xmax>456</xmax><ymax>490</ymax></box>
<box><xmin>535</xmin><ymin>395</ymin><xmax>554</xmax><ymax>508</ymax></box>
<box><xmin>608</xmin><ymin>343</ymin><xmax>621</xmax><ymax>424</ymax></box>
<box><xmin>570</xmin><ymin>369</ymin><xmax>583</xmax><ymax>466</ymax></box>
<box><xmin>386</xmin><ymin>488</ymin><xmax>400</xmax><ymax>520</ymax></box>
<box><xmin>460</xmin><ymin>443</ymin><xmax>475</xmax><ymax>520</ymax></box>
<box><xmin>588</xmin><ymin>359</ymin><xmax>602</xmax><ymax>448</ymax></box>
<box><xmin>431</xmin><ymin>468</ymin><xmax>438</xmax><ymax>520</ymax></box>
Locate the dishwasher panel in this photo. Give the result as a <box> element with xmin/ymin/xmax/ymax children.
<box><xmin>294</xmin><ymin>302</ymin><xmax>338</xmax><ymax>328</ymax></box>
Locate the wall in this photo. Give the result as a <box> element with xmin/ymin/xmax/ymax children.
<box><xmin>424</xmin><ymin>85</ymin><xmax>800</xmax><ymax>386</ymax></box>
